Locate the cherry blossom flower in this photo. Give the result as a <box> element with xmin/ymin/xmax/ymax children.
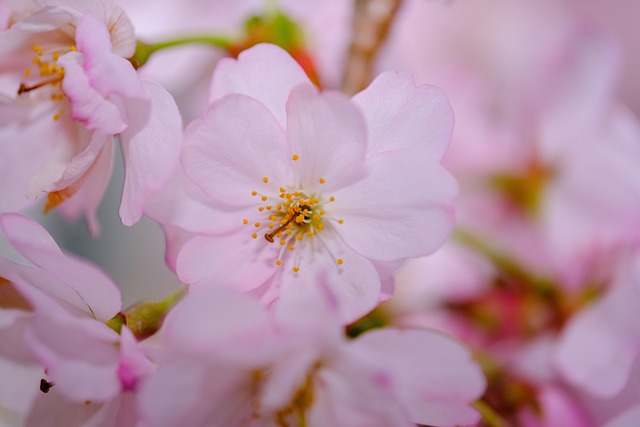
<box><xmin>0</xmin><ymin>213</ymin><xmax>151</xmax><ymax>426</ymax></box>
<box><xmin>153</xmin><ymin>43</ymin><xmax>457</xmax><ymax>322</ymax></box>
<box><xmin>0</xmin><ymin>0</ymin><xmax>181</xmax><ymax>233</ymax></box>
<box><xmin>139</xmin><ymin>287</ymin><xmax>485</xmax><ymax>427</ymax></box>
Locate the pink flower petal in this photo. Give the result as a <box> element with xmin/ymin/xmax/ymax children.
<box><xmin>55</xmin><ymin>139</ymin><xmax>114</xmax><ymax>236</ymax></box>
<box><xmin>75</xmin><ymin>11</ymin><xmax>146</xmax><ymax>99</ymax></box>
<box><xmin>353</xmin><ymin>71</ymin><xmax>454</xmax><ymax>160</ymax></box>
<box><xmin>308</xmin><ymin>361</ymin><xmax>414</xmax><ymax>427</ymax></box>
<box><xmin>59</xmin><ymin>51</ymin><xmax>128</xmax><ymax>134</ymax></box>
<box><xmin>538</xmin><ymin>28</ymin><xmax>620</xmax><ymax>161</ymax></box>
<box><xmin>117</xmin><ymin>327</ymin><xmax>151</xmax><ymax>392</ymax></box>
<box><xmin>45</xmin><ymin>132</ymin><xmax>110</xmax><ymax>192</ymax></box>
<box><xmin>555</xmin><ymin>275</ymin><xmax>640</xmax><ymax>398</ymax></box>
<box><xmin>176</xmin><ymin>233</ymin><xmax>279</xmax><ymax>293</ymax></box>
<box><xmin>0</xmin><ymin>214</ymin><xmax>122</xmax><ymax>321</ymax></box>
<box><xmin>604</xmin><ymin>405</ymin><xmax>640</xmax><ymax>427</ymax></box>
<box><xmin>162</xmin><ymin>288</ymin><xmax>279</xmax><ymax>366</ymax></box>
<box><xmin>144</xmin><ymin>163</ymin><xmax>241</xmax><ymax>235</ymax></box>
<box><xmin>286</xmin><ymin>84</ymin><xmax>367</xmax><ymax>189</ymax></box>
<box><xmin>0</xmin><ymin>96</ymin><xmax>58</xmax><ymax>212</ymax></box>
<box><xmin>276</xmin><ymin>231</ymin><xmax>382</xmax><ymax>323</ymax></box>
<box><xmin>209</xmin><ymin>43</ymin><xmax>310</xmax><ymax>128</ymax></box>
<box><xmin>182</xmin><ymin>93</ymin><xmax>290</xmax><ymax>207</ymax></box>
<box><xmin>25</xmin><ymin>305</ymin><xmax>121</xmax><ymax>402</ymax></box>
<box><xmin>332</xmin><ymin>149</ymin><xmax>458</xmax><ymax>261</ymax></box>
<box><xmin>119</xmin><ymin>80</ymin><xmax>182</xmax><ymax>226</ymax></box>
<box><xmin>351</xmin><ymin>329</ymin><xmax>485</xmax><ymax>426</ymax></box>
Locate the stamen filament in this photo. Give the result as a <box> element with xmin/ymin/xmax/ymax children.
<box><xmin>17</xmin><ymin>76</ymin><xmax>63</xmax><ymax>95</ymax></box>
<box><xmin>265</xmin><ymin>215</ymin><xmax>296</xmax><ymax>243</ymax></box>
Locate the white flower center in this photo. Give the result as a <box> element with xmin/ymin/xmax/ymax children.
<box><xmin>243</xmin><ymin>154</ymin><xmax>344</xmax><ymax>272</ymax></box>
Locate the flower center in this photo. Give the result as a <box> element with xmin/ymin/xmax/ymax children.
<box><xmin>17</xmin><ymin>44</ymin><xmax>75</xmax><ymax>121</ymax></box>
<box><xmin>243</xmin><ymin>155</ymin><xmax>344</xmax><ymax>272</ymax></box>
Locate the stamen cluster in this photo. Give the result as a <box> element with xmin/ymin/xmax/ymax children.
<box><xmin>242</xmin><ymin>156</ymin><xmax>344</xmax><ymax>271</ymax></box>
<box><xmin>18</xmin><ymin>44</ymin><xmax>76</xmax><ymax>121</ymax></box>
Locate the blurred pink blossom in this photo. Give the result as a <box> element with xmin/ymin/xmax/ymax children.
<box><xmin>555</xmin><ymin>249</ymin><xmax>640</xmax><ymax>399</ymax></box>
<box><xmin>0</xmin><ymin>214</ymin><xmax>151</xmax><ymax>426</ymax></box>
<box><xmin>139</xmin><ymin>286</ymin><xmax>485</xmax><ymax>427</ymax></box>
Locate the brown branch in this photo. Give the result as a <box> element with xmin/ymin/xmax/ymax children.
<box><xmin>341</xmin><ymin>0</ymin><xmax>402</xmax><ymax>95</ymax></box>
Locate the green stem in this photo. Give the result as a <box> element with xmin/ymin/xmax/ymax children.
<box><xmin>131</xmin><ymin>35</ymin><xmax>234</xmax><ymax>68</ymax></box>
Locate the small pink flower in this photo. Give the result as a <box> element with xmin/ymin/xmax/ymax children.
<box><xmin>0</xmin><ymin>214</ymin><xmax>151</xmax><ymax>425</ymax></box>
<box><xmin>159</xmin><ymin>43</ymin><xmax>457</xmax><ymax>322</ymax></box>
<box><xmin>139</xmin><ymin>287</ymin><xmax>485</xmax><ymax>427</ymax></box>
<box><xmin>0</xmin><ymin>1</ymin><xmax>181</xmax><ymax>232</ymax></box>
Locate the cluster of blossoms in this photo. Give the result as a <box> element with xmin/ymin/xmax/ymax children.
<box><xmin>1</xmin><ymin>0</ymin><xmax>640</xmax><ymax>426</ymax></box>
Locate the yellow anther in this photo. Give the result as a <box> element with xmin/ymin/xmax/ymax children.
<box><xmin>268</xmin><ymin>224</ymin><xmax>275</xmax><ymax>229</ymax></box>
<box><xmin>252</xmin><ymin>233</ymin><xmax>258</xmax><ymax>239</ymax></box>
<box><xmin>269</xmin><ymin>215</ymin><xmax>278</xmax><ymax>221</ymax></box>
<box><xmin>279</xmin><ymin>187</ymin><xmax>286</xmax><ymax>193</ymax></box>
<box><xmin>276</xmin><ymin>204</ymin><xmax>282</xmax><ymax>210</ymax></box>
<box><xmin>52</xmin><ymin>52</ymin><xmax>59</xmax><ymax>60</ymax></box>
<box><xmin>337</xmin><ymin>219</ymin><xmax>344</xmax><ymax>224</ymax></box>
<box><xmin>292</xmin><ymin>154</ymin><xmax>299</xmax><ymax>161</ymax></box>
<box><xmin>23</xmin><ymin>68</ymin><xmax>31</xmax><ymax>77</ymax></box>
<box><xmin>280</xmin><ymin>240</ymin><xmax>286</xmax><ymax>246</ymax></box>
<box><xmin>337</xmin><ymin>259</ymin><xmax>344</xmax><ymax>265</ymax></box>
<box><xmin>286</xmin><ymin>229</ymin><xmax>293</xmax><ymax>235</ymax></box>
<box><xmin>307</xmin><ymin>231</ymin><xmax>315</xmax><ymax>237</ymax></box>
<box><xmin>33</xmin><ymin>45</ymin><xmax>43</xmax><ymax>55</ymax></box>
<box><xmin>319</xmin><ymin>178</ymin><xmax>325</xmax><ymax>184</ymax></box>
<box><xmin>295</xmin><ymin>214</ymin><xmax>305</xmax><ymax>224</ymax></box>
<box><xmin>263</xmin><ymin>176</ymin><xmax>269</xmax><ymax>183</ymax></box>
<box><xmin>276</xmin><ymin>259</ymin><xmax>282</xmax><ymax>266</ymax></box>
<box><xmin>53</xmin><ymin>112</ymin><xmax>61</xmax><ymax>121</ymax></box>
<box><xmin>69</xmin><ymin>45</ymin><xmax>77</xmax><ymax>51</ymax></box>
<box><xmin>320</xmin><ymin>210</ymin><xmax>325</xmax><ymax>216</ymax></box>
<box><xmin>330</xmin><ymin>196</ymin><xmax>335</xmax><ymax>202</ymax></box>
<box><xmin>261</xmin><ymin>196</ymin><xmax>267</xmax><ymax>201</ymax></box>
<box><xmin>288</xmin><ymin>244</ymin><xmax>295</xmax><ymax>251</ymax></box>
<box><xmin>254</xmin><ymin>222</ymin><xmax>261</xmax><ymax>228</ymax></box>
<box><xmin>296</xmin><ymin>234</ymin><xmax>303</xmax><ymax>241</ymax></box>
<box><xmin>258</xmin><ymin>207</ymin><xmax>265</xmax><ymax>212</ymax></box>
<box><xmin>251</xmin><ymin>191</ymin><xmax>258</xmax><ymax>196</ymax></box>
<box><xmin>32</xmin><ymin>57</ymin><xmax>41</xmax><ymax>65</ymax></box>
<box><xmin>266</xmin><ymin>205</ymin><xmax>272</xmax><ymax>210</ymax></box>
<box><xmin>243</xmin><ymin>218</ymin><xmax>249</xmax><ymax>224</ymax></box>
<box><xmin>292</xmin><ymin>267</ymin><xmax>300</xmax><ymax>272</ymax></box>
<box><xmin>317</xmin><ymin>224</ymin><xmax>324</xmax><ymax>231</ymax></box>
